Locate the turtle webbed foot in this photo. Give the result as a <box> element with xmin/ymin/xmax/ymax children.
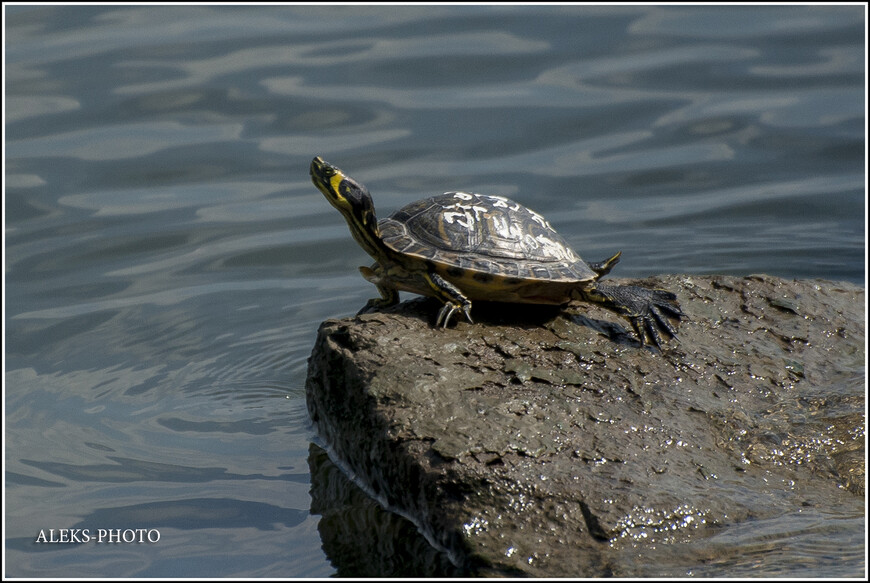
<box><xmin>590</xmin><ymin>283</ymin><xmax>684</xmax><ymax>348</ymax></box>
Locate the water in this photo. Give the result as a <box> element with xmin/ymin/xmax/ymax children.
<box><xmin>4</xmin><ymin>4</ymin><xmax>865</xmax><ymax>577</ymax></box>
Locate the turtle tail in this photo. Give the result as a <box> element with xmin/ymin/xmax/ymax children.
<box><xmin>587</xmin><ymin>251</ymin><xmax>622</xmax><ymax>278</ymax></box>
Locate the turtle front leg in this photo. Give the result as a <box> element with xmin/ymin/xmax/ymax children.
<box><xmin>423</xmin><ymin>272</ymin><xmax>473</xmax><ymax>327</ymax></box>
<box><xmin>358</xmin><ymin>265</ymin><xmax>399</xmax><ymax>315</ymax></box>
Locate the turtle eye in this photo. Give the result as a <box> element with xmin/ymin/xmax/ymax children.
<box><xmin>311</xmin><ymin>157</ymin><xmax>337</xmax><ymax>179</ymax></box>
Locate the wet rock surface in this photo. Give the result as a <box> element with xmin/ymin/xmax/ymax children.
<box><xmin>305</xmin><ymin>274</ymin><xmax>865</xmax><ymax>577</ymax></box>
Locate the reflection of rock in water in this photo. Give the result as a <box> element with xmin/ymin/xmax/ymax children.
<box><xmin>306</xmin><ymin>274</ymin><xmax>865</xmax><ymax>577</ymax></box>
<box><xmin>307</xmin><ymin>443</ymin><xmax>464</xmax><ymax>577</ymax></box>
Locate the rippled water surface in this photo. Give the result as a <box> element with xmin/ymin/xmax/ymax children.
<box><xmin>4</xmin><ymin>4</ymin><xmax>865</xmax><ymax>577</ymax></box>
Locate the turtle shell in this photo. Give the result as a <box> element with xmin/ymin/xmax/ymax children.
<box><xmin>379</xmin><ymin>192</ymin><xmax>597</xmax><ymax>282</ymax></box>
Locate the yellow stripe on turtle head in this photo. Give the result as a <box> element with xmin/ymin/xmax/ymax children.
<box><xmin>311</xmin><ymin>156</ymin><xmax>351</xmax><ymax>210</ymax></box>
<box><xmin>329</xmin><ymin>172</ymin><xmax>346</xmax><ymax>201</ymax></box>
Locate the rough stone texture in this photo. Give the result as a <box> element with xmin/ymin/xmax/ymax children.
<box><xmin>305</xmin><ymin>274</ymin><xmax>865</xmax><ymax>577</ymax></box>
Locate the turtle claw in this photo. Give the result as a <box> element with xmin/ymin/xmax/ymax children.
<box><xmin>425</xmin><ymin>271</ymin><xmax>473</xmax><ymax>328</ymax></box>
<box><xmin>435</xmin><ymin>301</ymin><xmax>474</xmax><ymax>328</ymax></box>
<box><xmin>630</xmin><ymin>311</ymin><xmax>678</xmax><ymax>348</ymax></box>
<box><xmin>435</xmin><ymin>303</ymin><xmax>453</xmax><ymax>327</ymax></box>
<box><xmin>650</xmin><ymin>303</ymin><xmax>681</xmax><ymax>337</ymax></box>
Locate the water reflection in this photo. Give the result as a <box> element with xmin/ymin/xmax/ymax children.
<box><xmin>308</xmin><ymin>444</ymin><xmax>463</xmax><ymax>577</ymax></box>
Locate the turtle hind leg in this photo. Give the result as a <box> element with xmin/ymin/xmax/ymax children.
<box><xmin>423</xmin><ymin>272</ymin><xmax>473</xmax><ymax>327</ymax></box>
<box><xmin>587</xmin><ymin>251</ymin><xmax>622</xmax><ymax>278</ymax></box>
<box><xmin>580</xmin><ymin>282</ymin><xmax>684</xmax><ymax>348</ymax></box>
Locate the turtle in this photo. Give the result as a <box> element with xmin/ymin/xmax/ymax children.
<box><xmin>310</xmin><ymin>156</ymin><xmax>683</xmax><ymax>348</ymax></box>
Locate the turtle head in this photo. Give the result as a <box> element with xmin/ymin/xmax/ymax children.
<box><xmin>310</xmin><ymin>156</ymin><xmax>382</xmax><ymax>254</ymax></box>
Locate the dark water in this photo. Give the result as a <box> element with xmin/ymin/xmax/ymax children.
<box><xmin>4</xmin><ymin>4</ymin><xmax>865</xmax><ymax>578</ymax></box>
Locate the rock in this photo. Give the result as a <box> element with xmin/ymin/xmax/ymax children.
<box><xmin>305</xmin><ymin>274</ymin><xmax>865</xmax><ymax>577</ymax></box>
